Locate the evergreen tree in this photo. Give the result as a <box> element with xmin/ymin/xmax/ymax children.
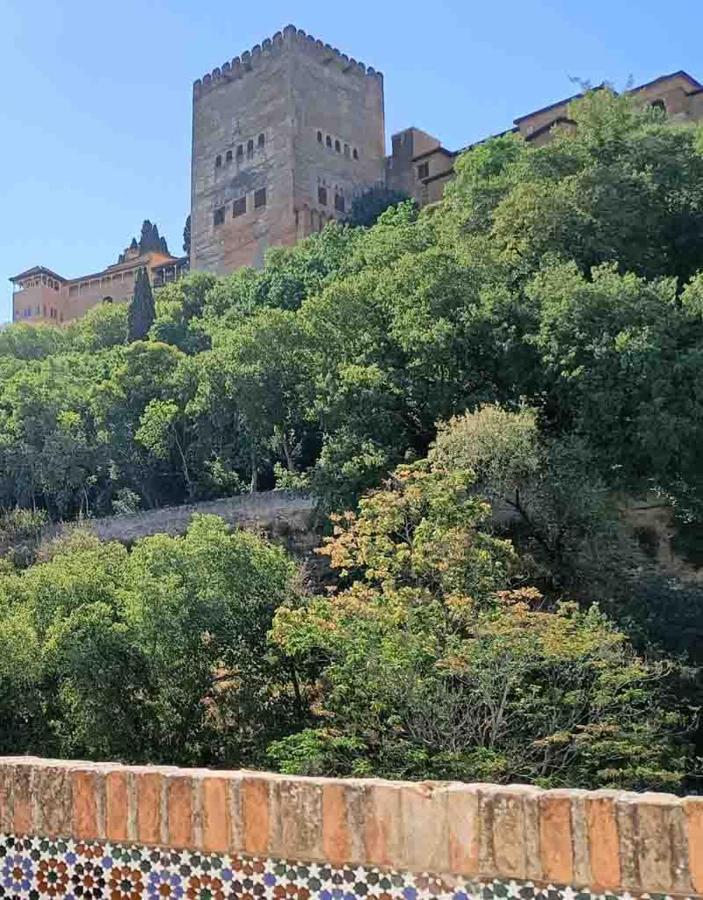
<box><xmin>138</xmin><ymin>220</ymin><xmax>170</xmax><ymax>256</ymax></box>
<box><xmin>128</xmin><ymin>268</ymin><xmax>156</xmax><ymax>342</ymax></box>
<box><xmin>183</xmin><ymin>215</ymin><xmax>191</xmax><ymax>256</ymax></box>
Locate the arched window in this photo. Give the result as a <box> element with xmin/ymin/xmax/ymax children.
<box><xmin>317</xmin><ymin>130</ymin><xmax>323</xmax><ymax>143</ymax></box>
<box><xmin>344</xmin><ymin>144</ymin><xmax>350</xmax><ymax>157</ymax></box>
<box><xmin>326</xmin><ymin>135</ymin><xmax>332</xmax><ymax>148</ymax></box>
<box><xmin>226</xmin><ymin>149</ymin><xmax>233</xmax><ymax>163</ymax></box>
<box><xmin>353</xmin><ymin>148</ymin><xmax>359</xmax><ymax>160</ymax></box>
<box><xmin>237</xmin><ymin>144</ymin><xmax>244</xmax><ymax>161</ymax></box>
<box><xmin>102</xmin><ymin>296</ymin><xmax>113</xmax><ymax>304</ymax></box>
<box><xmin>258</xmin><ymin>133</ymin><xmax>265</xmax><ymax>149</ymax></box>
<box><xmin>335</xmin><ymin>139</ymin><xmax>341</xmax><ymax>153</ymax></box>
<box><xmin>247</xmin><ymin>139</ymin><xmax>254</xmax><ymax>158</ymax></box>
<box><xmin>651</xmin><ymin>99</ymin><xmax>666</xmax><ymax>114</ymax></box>
<box><xmin>215</xmin><ymin>155</ymin><xmax>222</xmax><ymax>168</ymax></box>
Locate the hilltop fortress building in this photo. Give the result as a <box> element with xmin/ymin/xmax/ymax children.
<box><xmin>10</xmin><ymin>25</ymin><xmax>703</xmax><ymax>322</ymax></box>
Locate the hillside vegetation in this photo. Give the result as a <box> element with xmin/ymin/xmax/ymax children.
<box><xmin>1</xmin><ymin>90</ymin><xmax>703</xmax><ymax>789</ymax></box>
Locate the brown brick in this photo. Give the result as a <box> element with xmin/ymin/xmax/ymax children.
<box><xmin>323</xmin><ymin>782</ymin><xmax>351</xmax><ymax>866</ymax></box>
<box><xmin>615</xmin><ymin>795</ymin><xmax>639</xmax><ymax>890</ymax></box>
<box><xmin>363</xmin><ymin>782</ymin><xmax>403</xmax><ymax>868</ymax></box>
<box><xmin>636</xmin><ymin>795</ymin><xmax>690</xmax><ymax>895</ymax></box>
<box><xmin>401</xmin><ymin>784</ymin><xmax>448</xmax><ymax>873</ymax></box>
<box><xmin>586</xmin><ymin>793</ymin><xmax>621</xmax><ymax>891</ymax></box>
<box><xmin>34</xmin><ymin>764</ymin><xmax>72</xmax><ymax>837</ymax></box>
<box><xmin>490</xmin><ymin>786</ymin><xmax>539</xmax><ymax>880</ymax></box>
<box><xmin>202</xmin><ymin>777</ymin><xmax>231</xmax><ymax>854</ymax></box>
<box><xmin>72</xmin><ymin>769</ymin><xmax>99</xmax><ymax>840</ymax></box>
<box><xmin>105</xmin><ymin>770</ymin><xmax>131</xmax><ymax>842</ymax></box>
<box><xmin>136</xmin><ymin>771</ymin><xmax>163</xmax><ymax>845</ymax></box>
<box><xmin>685</xmin><ymin>798</ymin><xmax>703</xmax><ymax>894</ymax></box>
<box><xmin>12</xmin><ymin>765</ymin><xmax>32</xmax><ymax>835</ymax></box>
<box><xmin>0</xmin><ymin>765</ymin><xmax>12</xmax><ymax>833</ymax></box>
<box><xmin>242</xmin><ymin>777</ymin><xmax>270</xmax><ymax>856</ymax></box>
<box><xmin>275</xmin><ymin>778</ymin><xmax>323</xmax><ymax>860</ymax></box>
<box><xmin>540</xmin><ymin>792</ymin><xmax>573</xmax><ymax>884</ymax></box>
<box><xmin>445</xmin><ymin>785</ymin><xmax>480</xmax><ymax>876</ymax></box>
<box><xmin>167</xmin><ymin>775</ymin><xmax>193</xmax><ymax>848</ymax></box>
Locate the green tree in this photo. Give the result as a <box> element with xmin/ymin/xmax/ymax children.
<box><xmin>127</xmin><ymin>269</ymin><xmax>156</xmax><ymax>342</ymax></box>
<box><xmin>271</xmin><ymin>457</ymin><xmax>689</xmax><ymax>789</ymax></box>
<box><xmin>346</xmin><ymin>185</ymin><xmax>411</xmax><ymax>227</ymax></box>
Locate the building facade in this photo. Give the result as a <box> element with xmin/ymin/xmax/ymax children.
<box><xmin>10</xmin><ymin>22</ymin><xmax>703</xmax><ymax>322</ymax></box>
<box><xmin>10</xmin><ymin>242</ymin><xmax>188</xmax><ymax>325</ymax></box>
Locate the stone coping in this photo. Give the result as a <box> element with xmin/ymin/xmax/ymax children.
<box><xmin>0</xmin><ymin>758</ymin><xmax>702</xmax><ymax>897</ymax></box>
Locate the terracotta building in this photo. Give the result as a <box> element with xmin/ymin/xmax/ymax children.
<box><xmin>10</xmin><ymin>22</ymin><xmax>703</xmax><ymax>322</ymax></box>
<box><xmin>11</xmin><ymin>239</ymin><xmax>188</xmax><ymax>325</ymax></box>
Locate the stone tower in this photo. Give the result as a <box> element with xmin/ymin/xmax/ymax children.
<box><xmin>190</xmin><ymin>25</ymin><xmax>386</xmax><ymax>273</ymax></box>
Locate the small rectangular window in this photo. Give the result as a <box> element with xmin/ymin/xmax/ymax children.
<box><xmin>334</xmin><ymin>194</ymin><xmax>345</xmax><ymax>213</ymax></box>
<box><xmin>417</xmin><ymin>162</ymin><xmax>429</xmax><ymax>180</ymax></box>
<box><xmin>318</xmin><ymin>186</ymin><xmax>328</xmax><ymax>206</ymax></box>
<box><xmin>233</xmin><ymin>196</ymin><xmax>247</xmax><ymax>217</ymax></box>
<box><xmin>254</xmin><ymin>188</ymin><xmax>267</xmax><ymax>209</ymax></box>
<box><xmin>214</xmin><ymin>207</ymin><xmax>225</xmax><ymax>226</ymax></box>
<box><xmin>236</xmin><ymin>145</ymin><xmax>244</xmax><ymax>161</ymax></box>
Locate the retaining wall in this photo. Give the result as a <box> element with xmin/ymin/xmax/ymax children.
<box><xmin>1</xmin><ymin>758</ymin><xmax>702</xmax><ymax>899</ymax></box>
<box><xmin>43</xmin><ymin>491</ymin><xmax>319</xmax><ymax>557</ymax></box>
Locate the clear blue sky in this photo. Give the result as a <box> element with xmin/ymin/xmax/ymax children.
<box><xmin>1</xmin><ymin>0</ymin><xmax>701</xmax><ymax>322</ymax></box>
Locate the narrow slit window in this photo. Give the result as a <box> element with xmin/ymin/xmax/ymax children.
<box><xmin>236</xmin><ymin>145</ymin><xmax>244</xmax><ymax>161</ymax></box>
<box><xmin>215</xmin><ymin>155</ymin><xmax>222</xmax><ymax>168</ymax></box>
<box><xmin>335</xmin><ymin>139</ymin><xmax>341</xmax><ymax>153</ymax></box>
<box><xmin>247</xmin><ymin>139</ymin><xmax>254</xmax><ymax>158</ymax></box>
<box><xmin>334</xmin><ymin>193</ymin><xmax>345</xmax><ymax>213</ymax></box>
<box><xmin>317</xmin><ymin>130</ymin><xmax>323</xmax><ymax>143</ymax></box>
<box><xmin>258</xmin><ymin>133</ymin><xmax>265</xmax><ymax>149</ymax></box>
<box><xmin>326</xmin><ymin>135</ymin><xmax>332</xmax><ymax>148</ymax></box>
<box><xmin>353</xmin><ymin>148</ymin><xmax>359</xmax><ymax>160</ymax></box>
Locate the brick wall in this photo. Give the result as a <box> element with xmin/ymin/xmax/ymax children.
<box><xmin>1</xmin><ymin>758</ymin><xmax>702</xmax><ymax>898</ymax></box>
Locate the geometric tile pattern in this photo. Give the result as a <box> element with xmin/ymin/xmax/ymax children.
<box><xmin>0</xmin><ymin>834</ymin><xmax>694</xmax><ymax>900</ymax></box>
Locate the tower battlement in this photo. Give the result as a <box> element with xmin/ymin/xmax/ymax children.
<box><xmin>193</xmin><ymin>25</ymin><xmax>382</xmax><ymax>98</ymax></box>
<box><xmin>190</xmin><ymin>24</ymin><xmax>386</xmax><ymax>275</ymax></box>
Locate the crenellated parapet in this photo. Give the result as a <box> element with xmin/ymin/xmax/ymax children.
<box><xmin>193</xmin><ymin>24</ymin><xmax>382</xmax><ymax>98</ymax></box>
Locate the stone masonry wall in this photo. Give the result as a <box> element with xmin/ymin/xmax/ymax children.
<box><xmin>1</xmin><ymin>757</ymin><xmax>703</xmax><ymax>900</ymax></box>
<box><xmin>191</xmin><ymin>26</ymin><xmax>385</xmax><ymax>274</ymax></box>
<box><xmin>43</xmin><ymin>491</ymin><xmax>318</xmax><ymax>557</ymax></box>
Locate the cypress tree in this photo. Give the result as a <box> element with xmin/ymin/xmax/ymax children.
<box><xmin>183</xmin><ymin>215</ymin><xmax>191</xmax><ymax>256</ymax></box>
<box><xmin>128</xmin><ymin>268</ymin><xmax>156</xmax><ymax>341</ymax></box>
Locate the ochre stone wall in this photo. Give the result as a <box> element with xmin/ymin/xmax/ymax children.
<box><xmin>1</xmin><ymin>757</ymin><xmax>703</xmax><ymax>899</ymax></box>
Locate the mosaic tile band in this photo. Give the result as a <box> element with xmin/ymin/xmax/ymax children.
<box><xmin>0</xmin><ymin>834</ymin><xmax>697</xmax><ymax>900</ymax></box>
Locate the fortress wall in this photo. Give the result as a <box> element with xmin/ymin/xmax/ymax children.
<box><xmin>1</xmin><ymin>757</ymin><xmax>702</xmax><ymax>899</ymax></box>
